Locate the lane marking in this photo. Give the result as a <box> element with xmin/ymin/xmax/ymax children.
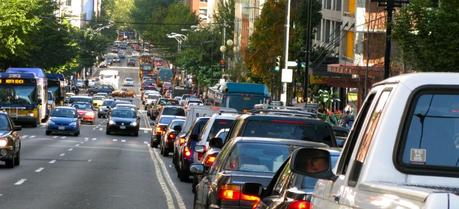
<box><xmin>14</xmin><ymin>179</ymin><xmax>27</xmax><ymax>186</ymax></box>
<box><xmin>88</xmin><ymin>159</ymin><xmax>92</xmax><ymax>162</ymax></box>
<box><xmin>30</xmin><ymin>135</ymin><xmax>36</xmax><ymax>138</ymax></box>
<box><xmin>144</xmin><ymin>130</ymin><xmax>148</xmax><ymax>134</ymax></box>
<box><xmin>81</xmin><ymin>141</ymin><xmax>85</xmax><ymax>144</ymax></box>
<box><xmin>75</xmin><ymin>144</ymin><xmax>80</xmax><ymax>147</ymax></box>
<box><xmin>140</xmin><ymin>127</ymin><xmax>151</xmax><ymax>131</ymax></box>
<box><xmin>92</xmin><ymin>138</ymin><xmax>97</xmax><ymax>141</ymax></box>
<box><xmin>60</xmin><ymin>136</ymin><xmax>67</xmax><ymax>139</ymax></box>
<box><xmin>121</xmin><ymin>139</ymin><xmax>126</xmax><ymax>143</ymax></box>
<box><xmin>85</xmin><ymin>138</ymin><xmax>89</xmax><ymax>141</ymax></box>
<box><xmin>35</xmin><ymin>167</ymin><xmax>44</xmax><ymax>173</ymax></box>
<box><xmin>0</xmin><ymin>194</ymin><xmax>3</xmax><ymax>197</ymax></box>
<box><xmin>52</xmin><ymin>136</ymin><xmax>58</xmax><ymax>139</ymax></box>
<box><xmin>48</xmin><ymin>160</ymin><xmax>56</xmax><ymax>164</ymax></box>
<box><xmin>99</xmin><ymin>128</ymin><xmax>103</xmax><ymax>131</ymax></box>
<box><xmin>84</xmin><ymin>137</ymin><xmax>89</xmax><ymax>140</ymax></box>
<box><xmin>113</xmin><ymin>139</ymin><xmax>118</xmax><ymax>142</ymax></box>
<box><xmin>22</xmin><ymin>135</ymin><xmax>29</xmax><ymax>138</ymax></box>
<box><xmin>144</xmin><ymin>141</ymin><xmax>148</xmax><ymax>144</ymax></box>
<box><xmin>152</xmin><ymin>148</ymin><xmax>186</xmax><ymax>209</ymax></box>
<box><xmin>68</xmin><ymin>148</ymin><xmax>73</xmax><ymax>151</ymax></box>
<box><xmin>59</xmin><ymin>153</ymin><xmax>65</xmax><ymax>157</ymax></box>
<box><xmin>147</xmin><ymin>146</ymin><xmax>175</xmax><ymax>209</ymax></box>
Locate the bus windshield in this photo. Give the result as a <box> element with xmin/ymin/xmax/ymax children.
<box><xmin>0</xmin><ymin>85</ymin><xmax>37</xmax><ymax>105</ymax></box>
<box><xmin>224</xmin><ymin>94</ymin><xmax>266</xmax><ymax>112</ymax></box>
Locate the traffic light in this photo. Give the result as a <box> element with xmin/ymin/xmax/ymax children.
<box><xmin>274</xmin><ymin>56</ymin><xmax>281</xmax><ymax>71</ymax></box>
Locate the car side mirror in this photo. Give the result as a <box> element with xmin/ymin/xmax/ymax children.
<box><xmin>242</xmin><ymin>183</ymin><xmax>263</xmax><ymax>197</ymax></box>
<box><xmin>290</xmin><ymin>148</ymin><xmax>337</xmax><ymax>181</ymax></box>
<box><xmin>190</xmin><ymin>163</ymin><xmax>204</xmax><ymax>175</ymax></box>
<box><xmin>173</xmin><ymin>125</ymin><xmax>182</xmax><ymax>132</ymax></box>
<box><xmin>13</xmin><ymin>125</ymin><xmax>22</xmax><ymax>131</ymax></box>
<box><xmin>209</xmin><ymin>137</ymin><xmax>223</xmax><ymax>149</ymax></box>
<box><xmin>195</xmin><ymin>145</ymin><xmax>205</xmax><ymax>153</ymax></box>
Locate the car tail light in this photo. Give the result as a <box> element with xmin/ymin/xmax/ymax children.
<box><xmin>184</xmin><ymin>146</ymin><xmax>192</xmax><ymax>160</ymax></box>
<box><xmin>287</xmin><ymin>200</ymin><xmax>311</xmax><ymax>209</ymax></box>
<box><xmin>218</xmin><ymin>184</ymin><xmax>260</xmax><ymax>209</ymax></box>
<box><xmin>156</xmin><ymin>127</ymin><xmax>164</xmax><ymax>134</ymax></box>
<box><xmin>197</xmin><ymin>146</ymin><xmax>207</xmax><ymax>161</ymax></box>
<box><xmin>203</xmin><ymin>154</ymin><xmax>217</xmax><ymax>167</ymax></box>
<box><xmin>167</xmin><ymin>133</ymin><xmax>176</xmax><ymax>141</ymax></box>
<box><xmin>179</xmin><ymin>137</ymin><xmax>186</xmax><ymax>146</ymax></box>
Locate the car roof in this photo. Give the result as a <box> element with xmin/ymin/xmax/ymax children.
<box><xmin>54</xmin><ymin>106</ymin><xmax>76</xmax><ymax>110</ymax></box>
<box><xmin>210</xmin><ymin>113</ymin><xmax>239</xmax><ymax>120</ymax></box>
<box><xmin>237</xmin><ymin>114</ymin><xmax>324</xmax><ymax>124</ymax></box>
<box><xmin>162</xmin><ymin>105</ymin><xmax>183</xmax><ymax>109</ymax></box>
<box><xmin>160</xmin><ymin>115</ymin><xmax>186</xmax><ymax>119</ymax></box>
<box><xmin>231</xmin><ymin>137</ymin><xmax>329</xmax><ymax>148</ymax></box>
<box><xmin>111</xmin><ymin>107</ymin><xmax>135</xmax><ymax>112</ymax></box>
<box><xmin>70</xmin><ymin>96</ymin><xmax>92</xmax><ymax>99</ymax></box>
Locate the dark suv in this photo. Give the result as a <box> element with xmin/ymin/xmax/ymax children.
<box><xmin>0</xmin><ymin>112</ymin><xmax>22</xmax><ymax>168</ymax></box>
<box><xmin>224</xmin><ymin>113</ymin><xmax>337</xmax><ymax>147</ymax></box>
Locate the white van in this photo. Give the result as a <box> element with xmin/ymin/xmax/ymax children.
<box><xmin>99</xmin><ymin>70</ymin><xmax>119</xmax><ymax>89</ymax></box>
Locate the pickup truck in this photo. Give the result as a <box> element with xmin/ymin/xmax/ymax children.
<box><xmin>284</xmin><ymin>73</ymin><xmax>459</xmax><ymax>209</ymax></box>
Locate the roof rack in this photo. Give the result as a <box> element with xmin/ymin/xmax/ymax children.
<box><xmin>250</xmin><ymin>109</ymin><xmax>317</xmax><ymax>118</ymax></box>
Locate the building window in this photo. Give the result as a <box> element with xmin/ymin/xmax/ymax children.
<box><xmin>326</xmin><ymin>0</ymin><xmax>332</xmax><ymax>9</ymax></box>
<box><xmin>199</xmin><ymin>9</ymin><xmax>207</xmax><ymax>16</ymax></box>
<box><xmin>325</xmin><ymin>20</ymin><xmax>331</xmax><ymax>43</ymax></box>
<box><xmin>66</xmin><ymin>0</ymin><xmax>71</xmax><ymax>6</ymax></box>
<box><xmin>336</xmin><ymin>0</ymin><xmax>342</xmax><ymax>11</ymax></box>
<box><xmin>200</xmin><ymin>0</ymin><xmax>207</xmax><ymax>2</ymax></box>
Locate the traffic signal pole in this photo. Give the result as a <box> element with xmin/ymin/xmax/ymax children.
<box><xmin>383</xmin><ymin>0</ymin><xmax>394</xmax><ymax>79</ymax></box>
<box><xmin>303</xmin><ymin>0</ymin><xmax>312</xmax><ymax>104</ymax></box>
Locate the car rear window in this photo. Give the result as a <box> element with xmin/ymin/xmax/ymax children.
<box><xmin>159</xmin><ymin>117</ymin><xmax>175</xmax><ymax>125</ymax></box>
<box><xmin>191</xmin><ymin>118</ymin><xmax>210</xmax><ymax>136</ymax></box>
<box><xmin>224</xmin><ymin>142</ymin><xmax>290</xmax><ymax>173</ymax></box>
<box><xmin>162</xmin><ymin>107</ymin><xmax>185</xmax><ymax>116</ymax></box>
<box><xmin>242</xmin><ymin>120</ymin><xmax>334</xmax><ymax>146</ymax></box>
<box><xmin>208</xmin><ymin>119</ymin><xmax>234</xmax><ymax>140</ymax></box>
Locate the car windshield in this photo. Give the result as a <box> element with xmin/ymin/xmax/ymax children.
<box><xmin>162</xmin><ymin>107</ymin><xmax>185</xmax><ymax>116</ymax></box>
<box><xmin>51</xmin><ymin>108</ymin><xmax>76</xmax><ymax>118</ymax></box>
<box><xmin>242</xmin><ymin>120</ymin><xmax>334</xmax><ymax>146</ymax></box>
<box><xmin>224</xmin><ymin>142</ymin><xmax>291</xmax><ymax>173</ymax></box>
<box><xmin>93</xmin><ymin>96</ymin><xmax>104</xmax><ymax>100</ymax></box>
<box><xmin>159</xmin><ymin>99</ymin><xmax>179</xmax><ymax>105</ymax></box>
<box><xmin>72</xmin><ymin>103</ymin><xmax>92</xmax><ymax>110</ymax></box>
<box><xmin>102</xmin><ymin>100</ymin><xmax>114</xmax><ymax>106</ymax></box>
<box><xmin>111</xmin><ymin>109</ymin><xmax>136</xmax><ymax>118</ymax></box>
<box><xmin>0</xmin><ymin>115</ymin><xmax>9</xmax><ymax>130</ymax></box>
<box><xmin>402</xmin><ymin>93</ymin><xmax>459</xmax><ymax>169</ymax></box>
<box><xmin>69</xmin><ymin>97</ymin><xmax>92</xmax><ymax>104</ymax></box>
<box><xmin>148</xmin><ymin>94</ymin><xmax>160</xmax><ymax>99</ymax></box>
<box><xmin>125</xmin><ymin>78</ymin><xmax>132</xmax><ymax>81</ymax></box>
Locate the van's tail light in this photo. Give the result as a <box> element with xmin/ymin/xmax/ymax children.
<box><xmin>183</xmin><ymin>147</ymin><xmax>192</xmax><ymax>160</ymax></box>
<box><xmin>167</xmin><ymin>133</ymin><xmax>176</xmax><ymax>141</ymax></box>
<box><xmin>218</xmin><ymin>184</ymin><xmax>260</xmax><ymax>209</ymax></box>
<box><xmin>197</xmin><ymin>146</ymin><xmax>207</xmax><ymax>161</ymax></box>
<box><xmin>179</xmin><ymin>137</ymin><xmax>186</xmax><ymax>146</ymax></box>
<box><xmin>287</xmin><ymin>200</ymin><xmax>311</xmax><ymax>209</ymax></box>
<box><xmin>203</xmin><ymin>154</ymin><xmax>217</xmax><ymax>167</ymax></box>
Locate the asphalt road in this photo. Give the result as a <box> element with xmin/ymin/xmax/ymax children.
<box><xmin>0</xmin><ymin>60</ymin><xmax>195</xmax><ymax>209</ymax></box>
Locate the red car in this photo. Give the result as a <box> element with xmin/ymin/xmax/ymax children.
<box><xmin>72</xmin><ymin>102</ymin><xmax>96</xmax><ymax>124</ymax></box>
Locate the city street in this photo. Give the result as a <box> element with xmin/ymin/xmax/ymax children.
<box><xmin>0</xmin><ymin>65</ymin><xmax>194</xmax><ymax>209</ymax></box>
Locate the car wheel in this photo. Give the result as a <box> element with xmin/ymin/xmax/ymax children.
<box><xmin>106</xmin><ymin>130</ymin><xmax>111</xmax><ymax>135</ymax></box>
<box><xmin>178</xmin><ymin>160</ymin><xmax>189</xmax><ymax>182</ymax></box>
<box><xmin>74</xmin><ymin>131</ymin><xmax>80</xmax><ymax>137</ymax></box>
<box><xmin>46</xmin><ymin>130</ymin><xmax>51</xmax><ymax>135</ymax></box>
<box><xmin>159</xmin><ymin>142</ymin><xmax>164</xmax><ymax>154</ymax></box>
<box><xmin>134</xmin><ymin>131</ymin><xmax>139</xmax><ymax>137</ymax></box>
<box><xmin>192</xmin><ymin>175</ymin><xmax>198</xmax><ymax>193</ymax></box>
<box><xmin>150</xmin><ymin>139</ymin><xmax>157</xmax><ymax>148</ymax></box>
<box><xmin>162</xmin><ymin>146</ymin><xmax>168</xmax><ymax>157</ymax></box>
<box><xmin>14</xmin><ymin>151</ymin><xmax>20</xmax><ymax>166</ymax></box>
<box><xmin>193</xmin><ymin>192</ymin><xmax>198</xmax><ymax>209</ymax></box>
<box><xmin>5</xmin><ymin>156</ymin><xmax>15</xmax><ymax>168</ymax></box>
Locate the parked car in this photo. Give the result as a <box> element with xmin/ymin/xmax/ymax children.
<box><xmin>123</xmin><ymin>77</ymin><xmax>134</xmax><ymax>86</ymax></box>
<box><xmin>106</xmin><ymin>107</ymin><xmax>140</xmax><ymax>136</ymax></box>
<box><xmin>241</xmin><ymin>148</ymin><xmax>340</xmax><ymax>209</ymax></box>
<box><xmin>46</xmin><ymin>107</ymin><xmax>80</xmax><ymax>136</ymax></box>
<box><xmin>173</xmin><ymin>117</ymin><xmax>210</xmax><ymax>182</ymax></box>
<box><xmin>72</xmin><ymin>102</ymin><xmax>96</xmax><ymax>125</ymax></box>
<box><xmin>225</xmin><ymin>114</ymin><xmax>338</xmax><ymax>147</ymax></box>
<box><xmin>0</xmin><ymin>112</ymin><xmax>22</xmax><ymax>168</ymax></box>
<box><xmin>159</xmin><ymin>119</ymin><xmax>185</xmax><ymax>156</ymax></box>
<box><xmin>151</xmin><ymin>115</ymin><xmax>185</xmax><ymax>147</ymax></box>
<box><xmin>191</xmin><ymin>137</ymin><xmax>329</xmax><ymax>209</ymax></box>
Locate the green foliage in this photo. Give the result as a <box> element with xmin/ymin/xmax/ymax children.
<box><xmin>393</xmin><ymin>0</ymin><xmax>459</xmax><ymax>72</ymax></box>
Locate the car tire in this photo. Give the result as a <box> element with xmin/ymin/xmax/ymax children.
<box><xmin>178</xmin><ymin>161</ymin><xmax>189</xmax><ymax>182</ymax></box>
<box><xmin>192</xmin><ymin>175</ymin><xmax>198</xmax><ymax>193</ymax></box>
<box><xmin>162</xmin><ymin>146</ymin><xmax>168</xmax><ymax>157</ymax></box>
<box><xmin>5</xmin><ymin>156</ymin><xmax>15</xmax><ymax>168</ymax></box>
<box><xmin>193</xmin><ymin>192</ymin><xmax>198</xmax><ymax>209</ymax></box>
<box><xmin>159</xmin><ymin>142</ymin><xmax>164</xmax><ymax>154</ymax></box>
<box><xmin>98</xmin><ymin>114</ymin><xmax>101</xmax><ymax>118</ymax></box>
<box><xmin>46</xmin><ymin>130</ymin><xmax>51</xmax><ymax>135</ymax></box>
<box><xmin>150</xmin><ymin>139</ymin><xmax>157</xmax><ymax>148</ymax></box>
<box><xmin>14</xmin><ymin>151</ymin><xmax>20</xmax><ymax>166</ymax></box>
<box><xmin>74</xmin><ymin>131</ymin><xmax>80</xmax><ymax>137</ymax></box>
<box><xmin>106</xmin><ymin>130</ymin><xmax>111</xmax><ymax>135</ymax></box>
<box><xmin>172</xmin><ymin>151</ymin><xmax>178</xmax><ymax>167</ymax></box>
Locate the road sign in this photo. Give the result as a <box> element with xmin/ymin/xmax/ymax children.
<box><xmin>281</xmin><ymin>68</ymin><xmax>293</xmax><ymax>83</ymax></box>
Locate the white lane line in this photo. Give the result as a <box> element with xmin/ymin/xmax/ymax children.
<box><xmin>144</xmin><ymin>141</ymin><xmax>148</xmax><ymax>144</ymax></box>
<box><xmin>144</xmin><ymin>130</ymin><xmax>148</xmax><ymax>134</ymax></box>
<box><xmin>113</xmin><ymin>139</ymin><xmax>118</xmax><ymax>142</ymax></box>
<box><xmin>59</xmin><ymin>153</ymin><xmax>65</xmax><ymax>157</ymax></box>
<box><xmin>99</xmin><ymin>128</ymin><xmax>103</xmax><ymax>131</ymax></box>
<box><xmin>92</xmin><ymin>138</ymin><xmax>97</xmax><ymax>141</ymax></box>
<box><xmin>14</xmin><ymin>179</ymin><xmax>27</xmax><ymax>186</ymax></box>
<box><xmin>75</xmin><ymin>144</ymin><xmax>80</xmax><ymax>147</ymax></box>
<box><xmin>88</xmin><ymin>159</ymin><xmax>92</xmax><ymax>162</ymax></box>
<box><xmin>121</xmin><ymin>139</ymin><xmax>126</xmax><ymax>143</ymax></box>
<box><xmin>48</xmin><ymin>160</ymin><xmax>56</xmax><ymax>164</ymax></box>
<box><xmin>60</xmin><ymin>136</ymin><xmax>67</xmax><ymax>139</ymax></box>
<box><xmin>30</xmin><ymin>135</ymin><xmax>36</xmax><ymax>138</ymax></box>
<box><xmin>35</xmin><ymin>167</ymin><xmax>44</xmax><ymax>173</ymax></box>
<box><xmin>0</xmin><ymin>194</ymin><xmax>3</xmax><ymax>197</ymax></box>
<box><xmin>84</xmin><ymin>137</ymin><xmax>89</xmax><ymax>140</ymax></box>
<box><xmin>68</xmin><ymin>148</ymin><xmax>73</xmax><ymax>151</ymax></box>
<box><xmin>22</xmin><ymin>135</ymin><xmax>29</xmax><ymax>138</ymax></box>
<box><xmin>85</xmin><ymin>138</ymin><xmax>89</xmax><ymax>141</ymax></box>
<box><xmin>53</xmin><ymin>136</ymin><xmax>58</xmax><ymax>139</ymax></box>
<box><xmin>140</xmin><ymin>127</ymin><xmax>151</xmax><ymax>131</ymax></box>
<box><xmin>80</xmin><ymin>141</ymin><xmax>85</xmax><ymax>144</ymax></box>
<box><xmin>152</xmin><ymin>148</ymin><xmax>186</xmax><ymax>209</ymax></box>
<box><xmin>147</xmin><ymin>146</ymin><xmax>175</xmax><ymax>209</ymax></box>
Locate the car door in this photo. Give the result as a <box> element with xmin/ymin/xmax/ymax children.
<box><xmin>261</xmin><ymin>162</ymin><xmax>293</xmax><ymax>209</ymax></box>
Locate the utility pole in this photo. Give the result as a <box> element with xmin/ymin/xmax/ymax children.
<box><xmin>383</xmin><ymin>0</ymin><xmax>394</xmax><ymax>79</ymax></box>
<box><xmin>303</xmin><ymin>0</ymin><xmax>313</xmax><ymax>104</ymax></box>
<box><xmin>281</xmin><ymin>0</ymin><xmax>292</xmax><ymax>106</ymax></box>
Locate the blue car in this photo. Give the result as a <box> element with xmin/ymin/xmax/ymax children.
<box><xmin>46</xmin><ymin>107</ymin><xmax>80</xmax><ymax>136</ymax></box>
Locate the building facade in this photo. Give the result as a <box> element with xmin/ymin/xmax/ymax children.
<box><xmin>186</xmin><ymin>0</ymin><xmax>209</xmax><ymax>23</ymax></box>
<box><xmin>56</xmin><ymin>0</ymin><xmax>101</xmax><ymax>28</ymax></box>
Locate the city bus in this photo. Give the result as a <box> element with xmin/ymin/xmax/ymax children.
<box><xmin>0</xmin><ymin>68</ymin><xmax>48</xmax><ymax>127</ymax></box>
<box><xmin>46</xmin><ymin>73</ymin><xmax>65</xmax><ymax>106</ymax></box>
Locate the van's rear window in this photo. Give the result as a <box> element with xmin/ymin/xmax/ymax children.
<box><xmin>242</xmin><ymin>120</ymin><xmax>333</xmax><ymax>146</ymax></box>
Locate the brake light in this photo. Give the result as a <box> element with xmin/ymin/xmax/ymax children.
<box><xmin>203</xmin><ymin>154</ymin><xmax>217</xmax><ymax>167</ymax></box>
<box><xmin>287</xmin><ymin>200</ymin><xmax>311</xmax><ymax>209</ymax></box>
<box><xmin>218</xmin><ymin>184</ymin><xmax>260</xmax><ymax>209</ymax></box>
<box><xmin>184</xmin><ymin>147</ymin><xmax>191</xmax><ymax>160</ymax></box>
<box><xmin>156</xmin><ymin>127</ymin><xmax>164</xmax><ymax>134</ymax></box>
<box><xmin>197</xmin><ymin>146</ymin><xmax>207</xmax><ymax>161</ymax></box>
<box><xmin>179</xmin><ymin>137</ymin><xmax>186</xmax><ymax>146</ymax></box>
<box><xmin>167</xmin><ymin>133</ymin><xmax>176</xmax><ymax>141</ymax></box>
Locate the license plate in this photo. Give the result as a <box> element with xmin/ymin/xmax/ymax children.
<box><xmin>58</xmin><ymin>126</ymin><xmax>65</xmax><ymax>130</ymax></box>
<box><xmin>120</xmin><ymin>126</ymin><xmax>126</xmax><ymax>129</ymax></box>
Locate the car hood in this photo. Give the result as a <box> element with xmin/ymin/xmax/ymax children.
<box><xmin>50</xmin><ymin>117</ymin><xmax>77</xmax><ymax>123</ymax></box>
<box><xmin>219</xmin><ymin>170</ymin><xmax>274</xmax><ymax>188</ymax></box>
<box><xmin>111</xmin><ymin>117</ymin><xmax>136</xmax><ymax>123</ymax></box>
<box><xmin>0</xmin><ymin>130</ymin><xmax>12</xmax><ymax>137</ymax></box>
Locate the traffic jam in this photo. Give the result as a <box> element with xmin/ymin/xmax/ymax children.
<box><xmin>0</xmin><ymin>41</ymin><xmax>457</xmax><ymax>209</ymax></box>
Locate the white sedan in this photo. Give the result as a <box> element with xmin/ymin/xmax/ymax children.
<box><xmin>123</xmin><ymin>77</ymin><xmax>134</xmax><ymax>86</ymax></box>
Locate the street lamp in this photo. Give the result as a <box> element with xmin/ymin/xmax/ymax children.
<box><xmin>166</xmin><ymin>33</ymin><xmax>187</xmax><ymax>52</ymax></box>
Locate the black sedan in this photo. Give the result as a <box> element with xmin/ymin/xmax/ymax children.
<box><xmin>88</xmin><ymin>84</ymin><xmax>114</xmax><ymax>96</ymax></box>
<box><xmin>191</xmin><ymin>137</ymin><xmax>329</xmax><ymax>209</ymax></box>
<box><xmin>106</xmin><ymin>108</ymin><xmax>140</xmax><ymax>136</ymax></box>
<box><xmin>0</xmin><ymin>112</ymin><xmax>22</xmax><ymax>168</ymax></box>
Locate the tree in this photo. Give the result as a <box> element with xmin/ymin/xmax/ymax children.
<box><xmin>393</xmin><ymin>0</ymin><xmax>459</xmax><ymax>72</ymax></box>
